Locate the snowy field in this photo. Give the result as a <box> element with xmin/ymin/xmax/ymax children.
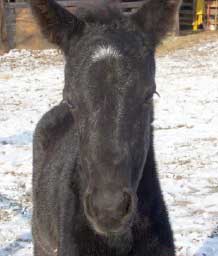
<box><xmin>0</xmin><ymin>38</ymin><xmax>218</xmax><ymax>255</ymax></box>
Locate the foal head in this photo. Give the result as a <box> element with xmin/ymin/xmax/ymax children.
<box><xmin>31</xmin><ymin>0</ymin><xmax>181</xmax><ymax>237</ymax></box>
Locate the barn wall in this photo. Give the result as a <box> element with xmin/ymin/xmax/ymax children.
<box><xmin>15</xmin><ymin>8</ymin><xmax>52</xmax><ymax>49</ymax></box>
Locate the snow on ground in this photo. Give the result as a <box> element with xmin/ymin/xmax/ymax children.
<box><xmin>0</xmin><ymin>38</ymin><xmax>217</xmax><ymax>255</ymax></box>
<box><xmin>154</xmin><ymin>40</ymin><xmax>218</xmax><ymax>256</ymax></box>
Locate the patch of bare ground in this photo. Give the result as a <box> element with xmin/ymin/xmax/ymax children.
<box><xmin>173</xmin><ymin>200</ymin><xmax>193</xmax><ymax>207</ymax></box>
<box><xmin>0</xmin><ymin>49</ymin><xmax>64</xmax><ymax>69</ymax></box>
<box><xmin>4</xmin><ymin>171</ymin><xmax>29</xmax><ymax>178</ymax></box>
<box><xmin>194</xmin><ymin>137</ymin><xmax>218</xmax><ymax>143</ymax></box>
<box><xmin>0</xmin><ymin>209</ymin><xmax>11</xmax><ymax>222</ymax></box>
<box><xmin>206</xmin><ymin>185</ymin><xmax>218</xmax><ymax>194</ymax></box>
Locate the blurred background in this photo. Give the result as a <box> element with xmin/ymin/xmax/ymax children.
<box><xmin>0</xmin><ymin>0</ymin><xmax>218</xmax><ymax>53</ymax></box>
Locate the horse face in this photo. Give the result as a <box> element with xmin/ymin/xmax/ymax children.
<box><xmin>65</xmin><ymin>29</ymin><xmax>156</xmax><ymax>235</ymax></box>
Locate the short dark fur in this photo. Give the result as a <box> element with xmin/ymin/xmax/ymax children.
<box><xmin>31</xmin><ymin>0</ymin><xmax>181</xmax><ymax>255</ymax></box>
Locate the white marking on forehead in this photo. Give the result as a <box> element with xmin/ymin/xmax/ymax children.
<box><xmin>92</xmin><ymin>45</ymin><xmax>121</xmax><ymax>62</ymax></box>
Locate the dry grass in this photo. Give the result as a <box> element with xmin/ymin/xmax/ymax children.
<box><xmin>1</xmin><ymin>30</ymin><xmax>218</xmax><ymax>56</ymax></box>
<box><xmin>157</xmin><ymin>31</ymin><xmax>218</xmax><ymax>56</ymax></box>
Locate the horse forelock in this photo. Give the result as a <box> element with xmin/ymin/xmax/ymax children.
<box><xmin>92</xmin><ymin>45</ymin><xmax>121</xmax><ymax>62</ymax></box>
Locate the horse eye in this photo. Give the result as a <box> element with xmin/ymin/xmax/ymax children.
<box><xmin>144</xmin><ymin>90</ymin><xmax>160</xmax><ymax>105</ymax></box>
<box><xmin>144</xmin><ymin>98</ymin><xmax>153</xmax><ymax>106</ymax></box>
<box><xmin>144</xmin><ymin>94</ymin><xmax>154</xmax><ymax>105</ymax></box>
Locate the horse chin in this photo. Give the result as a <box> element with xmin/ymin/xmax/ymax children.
<box><xmin>92</xmin><ymin>223</ymin><xmax>133</xmax><ymax>254</ymax></box>
<box><xmin>106</xmin><ymin>228</ymin><xmax>133</xmax><ymax>254</ymax></box>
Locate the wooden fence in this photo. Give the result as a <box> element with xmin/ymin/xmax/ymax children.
<box><xmin>180</xmin><ymin>0</ymin><xmax>195</xmax><ymax>29</ymax></box>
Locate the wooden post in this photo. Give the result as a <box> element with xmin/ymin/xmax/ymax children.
<box><xmin>216</xmin><ymin>0</ymin><xmax>218</xmax><ymax>30</ymax></box>
<box><xmin>174</xmin><ymin>10</ymin><xmax>180</xmax><ymax>36</ymax></box>
<box><xmin>171</xmin><ymin>9</ymin><xmax>180</xmax><ymax>36</ymax></box>
<box><xmin>4</xmin><ymin>2</ymin><xmax>16</xmax><ymax>49</ymax></box>
<box><xmin>0</xmin><ymin>0</ymin><xmax>9</xmax><ymax>52</ymax></box>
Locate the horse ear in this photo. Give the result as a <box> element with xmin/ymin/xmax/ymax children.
<box><xmin>130</xmin><ymin>0</ymin><xmax>182</xmax><ymax>46</ymax></box>
<box><xmin>30</xmin><ymin>0</ymin><xmax>85</xmax><ymax>50</ymax></box>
